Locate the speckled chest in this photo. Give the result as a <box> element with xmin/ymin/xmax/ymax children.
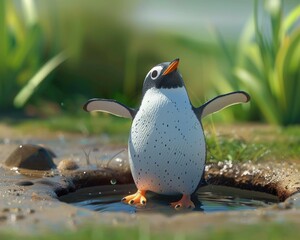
<box><xmin>128</xmin><ymin>87</ymin><xmax>206</xmax><ymax>195</ymax></box>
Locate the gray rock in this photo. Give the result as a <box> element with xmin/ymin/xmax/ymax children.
<box><xmin>5</xmin><ymin>144</ymin><xmax>56</xmax><ymax>170</ymax></box>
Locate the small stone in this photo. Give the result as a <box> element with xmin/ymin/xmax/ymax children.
<box><xmin>31</xmin><ymin>192</ymin><xmax>44</xmax><ymax>201</ymax></box>
<box><xmin>10</xmin><ymin>208</ymin><xmax>21</xmax><ymax>213</ymax></box>
<box><xmin>57</xmin><ymin>159</ymin><xmax>79</xmax><ymax>171</ymax></box>
<box><xmin>10</xmin><ymin>214</ymin><xmax>24</xmax><ymax>222</ymax></box>
<box><xmin>26</xmin><ymin>209</ymin><xmax>35</xmax><ymax>214</ymax></box>
<box><xmin>5</xmin><ymin>144</ymin><xmax>56</xmax><ymax>171</ymax></box>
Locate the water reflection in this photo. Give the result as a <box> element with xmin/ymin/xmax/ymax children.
<box><xmin>59</xmin><ymin>184</ymin><xmax>278</xmax><ymax>215</ymax></box>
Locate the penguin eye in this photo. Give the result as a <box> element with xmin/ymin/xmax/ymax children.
<box><xmin>149</xmin><ymin>66</ymin><xmax>163</xmax><ymax>80</ymax></box>
<box><xmin>151</xmin><ymin>70</ymin><xmax>158</xmax><ymax>78</ymax></box>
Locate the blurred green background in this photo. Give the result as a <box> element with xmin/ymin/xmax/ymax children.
<box><xmin>0</xmin><ymin>0</ymin><xmax>299</xmax><ymax>126</ymax></box>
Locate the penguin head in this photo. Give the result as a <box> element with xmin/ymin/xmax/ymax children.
<box><xmin>142</xmin><ymin>58</ymin><xmax>184</xmax><ymax>95</ymax></box>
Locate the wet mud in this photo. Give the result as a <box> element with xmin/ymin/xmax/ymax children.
<box><xmin>205</xmin><ymin>160</ymin><xmax>300</xmax><ymax>201</ymax></box>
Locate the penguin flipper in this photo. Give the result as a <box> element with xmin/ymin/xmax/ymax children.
<box><xmin>195</xmin><ymin>91</ymin><xmax>250</xmax><ymax>119</ymax></box>
<box><xmin>83</xmin><ymin>98</ymin><xmax>136</xmax><ymax>119</ymax></box>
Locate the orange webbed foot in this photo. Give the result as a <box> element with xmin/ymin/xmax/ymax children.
<box><xmin>170</xmin><ymin>194</ymin><xmax>195</xmax><ymax>210</ymax></box>
<box><xmin>121</xmin><ymin>190</ymin><xmax>147</xmax><ymax>206</ymax></box>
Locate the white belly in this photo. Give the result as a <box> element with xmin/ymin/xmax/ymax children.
<box><xmin>128</xmin><ymin>88</ymin><xmax>205</xmax><ymax>195</ymax></box>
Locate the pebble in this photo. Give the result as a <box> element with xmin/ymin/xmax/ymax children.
<box><xmin>57</xmin><ymin>159</ymin><xmax>79</xmax><ymax>171</ymax></box>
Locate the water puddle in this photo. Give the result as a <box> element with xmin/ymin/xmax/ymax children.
<box><xmin>59</xmin><ymin>184</ymin><xmax>278</xmax><ymax>215</ymax></box>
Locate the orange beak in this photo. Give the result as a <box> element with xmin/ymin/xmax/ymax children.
<box><xmin>162</xmin><ymin>58</ymin><xmax>179</xmax><ymax>76</ymax></box>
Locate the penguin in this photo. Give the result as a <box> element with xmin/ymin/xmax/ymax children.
<box><xmin>83</xmin><ymin>58</ymin><xmax>250</xmax><ymax>209</ymax></box>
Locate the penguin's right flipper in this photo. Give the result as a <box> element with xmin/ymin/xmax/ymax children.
<box><xmin>195</xmin><ymin>91</ymin><xmax>250</xmax><ymax>119</ymax></box>
<box><xmin>83</xmin><ymin>98</ymin><xmax>136</xmax><ymax>119</ymax></box>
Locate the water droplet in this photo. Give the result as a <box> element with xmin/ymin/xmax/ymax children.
<box><xmin>11</xmin><ymin>167</ymin><xmax>20</xmax><ymax>175</ymax></box>
<box><xmin>110</xmin><ymin>179</ymin><xmax>117</xmax><ymax>185</ymax></box>
<box><xmin>115</xmin><ymin>158</ymin><xmax>123</xmax><ymax>163</ymax></box>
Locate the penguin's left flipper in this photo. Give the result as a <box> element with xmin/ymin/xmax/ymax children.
<box><xmin>83</xmin><ymin>98</ymin><xmax>137</xmax><ymax>119</ymax></box>
<box><xmin>194</xmin><ymin>91</ymin><xmax>250</xmax><ymax>119</ymax></box>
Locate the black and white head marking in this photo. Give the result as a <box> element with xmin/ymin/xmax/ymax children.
<box><xmin>142</xmin><ymin>58</ymin><xmax>184</xmax><ymax>96</ymax></box>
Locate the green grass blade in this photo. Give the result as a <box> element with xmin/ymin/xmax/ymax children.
<box><xmin>0</xmin><ymin>0</ymin><xmax>6</xmax><ymax>105</ymax></box>
<box><xmin>265</xmin><ymin>0</ymin><xmax>282</xmax><ymax>52</ymax></box>
<box><xmin>242</xmin><ymin>45</ymin><xmax>264</xmax><ymax>82</ymax></box>
<box><xmin>236</xmin><ymin>17</ymin><xmax>255</xmax><ymax>64</ymax></box>
<box><xmin>10</xmin><ymin>26</ymin><xmax>41</xmax><ymax>73</ymax></box>
<box><xmin>235</xmin><ymin>68</ymin><xmax>279</xmax><ymax>124</ymax></box>
<box><xmin>214</xmin><ymin>29</ymin><xmax>235</xmax><ymax>67</ymax></box>
<box><xmin>13</xmin><ymin>51</ymin><xmax>68</xmax><ymax>108</ymax></box>
<box><xmin>21</xmin><ymin>0</ymin><xmax>38</xmax><ymax>26</ymax></box>
<box><xmin>281</xmin><ymin>30</ymin><xmax>300</xmax><ymax>123</ymax></box>
<box><xmin>282</xmin><ymin>4</ymin><xmax>300</xmax><ymax>34</ymax></box>
<box><xmin>254</xmin><ymin>0</ymin><xmax>273</xmax><ymax>83</ymax></box>
<box><xmin>5</xmin><ymin>0</ymin><xmax>26</xmax><ymax>68</ymax></box>
<box><xmin>0</xmin><ymin>0</ymin><xmax>6</xmax><ymax>69</ymax></box>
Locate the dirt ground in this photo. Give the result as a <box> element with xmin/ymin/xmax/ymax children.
<box><xmin>0</xmin><ymin>123</ymin><xmax>300</xmax><ymax>235</ymax></box>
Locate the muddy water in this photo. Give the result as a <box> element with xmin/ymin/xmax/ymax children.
<box><xmin>59</xmin><ymin>184</ymin><xmax>278</xmax><ymax>215</ymax></box>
